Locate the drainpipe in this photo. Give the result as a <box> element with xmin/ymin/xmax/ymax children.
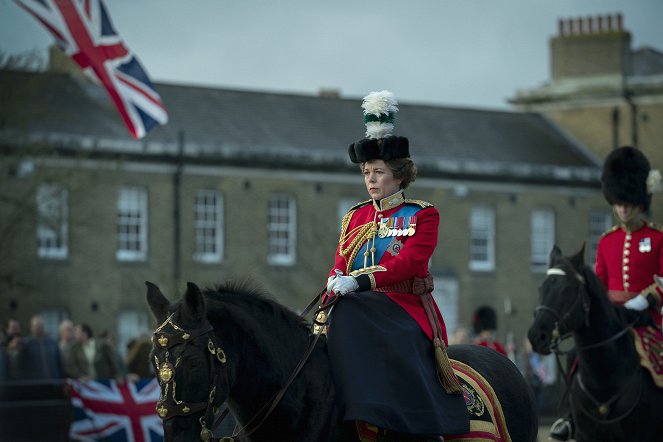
<box><xmin>611</xmin><ymin>107</ymin><xmax>619</xmax><ymax>150</ymax></box>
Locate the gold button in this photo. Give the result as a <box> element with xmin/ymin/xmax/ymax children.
<box><xmin>624</xmin><ymin>282</ymin><xmax>630</xmax><ymax>288</ymax></box>
<box><xmin>625</xmin><ymin>250</ymin><xmax>630</xmax><ymax>255</ymax></box>
<box><xmin>624</xmin><ymin>257</ymin><xmax>629</xmax><ymax>263</ymax></box>
<box><xmin>626</xmin><ymin>234</ymin><xmax>632</xmax><ymax>240</ymax></box>
<box><xmin>624</xmin><ymin>274</ymin><xmax>629</xmax><ymax>280</ymax></box>
<box><xmin>624</xmin><ymin>242</ymin><xmax>630</xmax><ymax>248</ymax></box>
<box><xmin>623</xmin><ymin>265</ymin><xmax>629</xmax><ymax>271</ymax></box>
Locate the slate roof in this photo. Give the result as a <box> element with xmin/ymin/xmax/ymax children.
<box><xmin>0</xmin><ymin>69</ymin><xmax>601</xmax><ymax>186</ymax></box>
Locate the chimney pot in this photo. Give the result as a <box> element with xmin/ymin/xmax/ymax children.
<box><xmin>616</xmin><ymin>13</ymin><xmax>623</xmax><ymax>31</ymax></box>
<box><xmin>587</xmin><ymin>17</ymin><xmax>593</xmax><ymax>34</ymax></box>
<box><xmin>577</xmin><ymin>18</ymin><xmax>584</xmax><ymax>34</ymax></box>
<box><xmin>607</xmin><ymin>14</ymin><xmax>613</xmax><ymax>32</ymax></box>
<box><xmin>597</xmin><ymin>16</ymin><xmax>603</xmax><ymax>32</ymax></box>
<box><xmin>567</xmin><ymin>18</ymin><xmax>574</xmax><ymax>35</ymax></box>
<box><xmin>558</xmin><ymin>18</ymin><xmax>564</xmax><ymax>36</ymax></box>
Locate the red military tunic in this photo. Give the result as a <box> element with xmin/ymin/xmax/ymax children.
<box><xmin>327</xmin><ymin>191</ymin><xmax>448</xmax><ymax>343</ymax></box>
<box><xmin>595</xmin><ymin>221</ymin><xmax>663</xmax><ymax>327</ymax></box>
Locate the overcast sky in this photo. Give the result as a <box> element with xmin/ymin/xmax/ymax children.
<box><xmin>1</xmin><ymin>0</ymin><xmax>662</xmax><ymax>110</ymax></box>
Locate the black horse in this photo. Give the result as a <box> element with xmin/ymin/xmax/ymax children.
<box><xmin>528</xmin><ymin>245</ymin><xmax>663</xmax><ymax>442</ymax></box>
<box><xmin>147</xmin><ymin>281</ymin><xmax>538</xmax><ymax>442</ymax></box>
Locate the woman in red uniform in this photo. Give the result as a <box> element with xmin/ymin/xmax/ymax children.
<box><xmin>550</xmin><ymin>146</ymin><xmax>663</xmax><ymax>441</ymax></box>
<box><xmin>325</xmin><ymin>91</ymin><xmax>468</xmax><ymax>442</ymax></box>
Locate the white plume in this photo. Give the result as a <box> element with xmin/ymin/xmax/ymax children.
<box><xmin>647</xmin><ymin>169</ymin><xmax>662</xmax><ymax>193</ymax></box>
<box><xmin>362</xmin><ymin>90</ymin><xmax>398</xmax><ymax>117</ymax></box>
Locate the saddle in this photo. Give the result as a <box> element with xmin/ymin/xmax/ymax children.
<box><xmin>633</xmin><ymin>326</ymin><xmax>663</xmax><ymax>387</ymax></box>
<box><xmin>356</xmin><ymin>360</ymin><xmax>512</xmax><ymax>442</ymax></box>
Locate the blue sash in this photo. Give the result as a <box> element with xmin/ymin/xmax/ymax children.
<box><xmin>351</xmin><ymin>204</ymin><xmax>422</xmax><ymax>272</ymax></box>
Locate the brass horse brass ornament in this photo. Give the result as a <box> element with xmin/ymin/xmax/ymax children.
<box><xmin>158</xmin><ymin>335</ymin><xmax>169</xmax><ymax>347</ymax></box>
<box><xmin>158</xmin><ymin>361</ymin><xmax>175</xmax><ymax>384</ymax></box>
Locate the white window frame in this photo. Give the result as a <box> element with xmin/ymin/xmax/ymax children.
<box><xmin>469</xmin><ymin>206</ymin><xmax>495</xmax><ymax>271</ymax></box>
<box><xmin>193</xmin><ymin>190</ymin><xmax>224</xmax><ymax>263</ymax></box>
<box><xmin>267</xmin><ymin>194</ymin><xmax>296</xmax><ymax>266</ymax></box>
<box><xmin>116</xmin><ymin>186</ymin><xmax>148</xmax><ymax>262</ymax></box>
<box><xmin>117</xmin><ymin>310</ymin><xmax>151</xmax><ymax>359</ymax></box>
<box><xmin>589</xmin><ymin>210</ymin><xmax>612</xmax><ymax>267</ymax></box>
<box><xmin>37</xmin><ymin>183</ymin><xmax>68</xmax><ymax>259</ymax></box>
<box><xmin>531</xmin><ymin>208</ymin><xmax>555</xmax><ymax>272</ymax></box>
<box><xmin>431</xmin><ymin>276</ymin><xmax>460</xmax><ymax>339</ymax></box>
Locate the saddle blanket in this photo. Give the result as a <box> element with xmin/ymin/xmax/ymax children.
<box><xmin>634</xmin><ymin>326</ymin><xmax>663</xmax><ymax>387</ymax></box>
<box><xmin>356</xmin><ymin>359</ymin><xmax>511</xmax><ymax>442</ymax></box>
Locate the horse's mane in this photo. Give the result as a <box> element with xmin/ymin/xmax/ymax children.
<box><xmin>200</xmin><ymin>280</ymin><xmax>310</xmax><ymax>331</ymax></box>
<box><xmin>577</xmin><ymin>261</ymin><xmax>654</xmax><ymax>328</ymax></box>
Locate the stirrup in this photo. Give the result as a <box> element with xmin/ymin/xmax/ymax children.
<box><xmin>549</xmin><ymin>418</ymin><xmax>573</xmax><ymax>441</ymax></box>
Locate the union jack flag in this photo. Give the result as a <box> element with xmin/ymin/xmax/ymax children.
<box><xmin>15</xmin><ymin>0</ymin><xmax>168</xmax><ymax>139</ymax></box>
<box><xmin>68</xmin><ymin>378</ymin><xmax>164</xmax><ymax>442</ymax></box>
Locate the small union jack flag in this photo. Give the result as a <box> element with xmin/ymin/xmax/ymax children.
<box><xmin>16</xmin><ymin>0</ymin><xmax>169</xmax><ymax>139</ymax></box>
<box><xmin>68</xmin><ymin>378</ymin><xmax>164</xmax><ymax>442</ymax></box>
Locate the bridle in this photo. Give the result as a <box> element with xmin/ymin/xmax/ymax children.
<box><xmin>152</xmin><ymin>288</ymin><xmax>338</xmax><ymax>442</ymax></box>
<box><xmin>152</xmin><ymin>313</ymin><xmax>228</xmax><ymax>442</ymax></box>
<box><xmin>534</xmin><ymin>267</ymin><xmax>590</xmax><ymax>351</ymax></box>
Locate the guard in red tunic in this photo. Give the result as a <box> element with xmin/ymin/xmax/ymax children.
<box><xmin>472</xmin><ymin>306</ymin><xmax>508</xmax><ymax>357</ymax></box>
<box><xmin>323</xmin><ymin>91</ymin><xmax>468</xmax><ymax>442</ymax></box>
<box><xmin>550</xmin><ymin>146</ymin><xmax>663</xmax><ymax>441</ymax></box>
<box><xmin>595</xmin><ymin>146</ymin><xmax>663</xmax><ymax>328</ymax></box>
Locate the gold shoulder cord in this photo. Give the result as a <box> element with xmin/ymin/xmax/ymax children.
<box><xmin>338</xmin><ymin>210</ymin><xmax>377</xmax><ymax>275</ymax></box>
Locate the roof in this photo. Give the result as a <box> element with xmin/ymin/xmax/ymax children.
<box><xmin>629</xmin><ymin>47</ymin><xmax>663</xmax><ymax>77</ymax></box>
<box><xmin>0</xmin><ymin>69</ymin><xmax>601</xmax><ymax>186</ymax></box>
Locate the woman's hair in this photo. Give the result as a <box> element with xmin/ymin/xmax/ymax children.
<box><xmin>361</xmin><ymin>158</ymin><xmax>418</xmax><ymax>189</ymax></box>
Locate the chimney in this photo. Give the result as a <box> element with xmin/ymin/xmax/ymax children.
<box><xmin>550</xmin><ymin>13</ymin><xmax>630</xmax><ymax>83</ymax></box>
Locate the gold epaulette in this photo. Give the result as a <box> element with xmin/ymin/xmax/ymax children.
<box><xmin>349</xmin><ymin>199</ymin><xmax>372</xmax><ymax>212</ymax></box>
<box><xmin>600</xmin><ymin>225</ymin><xmax>619</xmax><ymax>238</ymax></box>
<box><xmin>648</xmin><ymin>222</ymin><xmax>663</xmax><ymax>232</ymax></box>
<box><xmin>405</xmin><ymin>199</ymin><xmax>434</xmax><ymax>208</ymax></box>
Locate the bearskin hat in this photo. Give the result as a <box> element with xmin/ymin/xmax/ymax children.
<box><xmin>348</xmin><ymin>90</ymin><xmax>410</xmax><ymax>164</ymax></box>
<box><xmin>473</xmin><ymin>305</ymin><xmax>498</xmax><ymax>334</ymax></box>
<box><xmin>601</xmin><ymin>146</ymin><xmax>651</xmax><ymax>211</ymax></box>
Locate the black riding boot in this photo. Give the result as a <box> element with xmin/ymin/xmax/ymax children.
<box><xmin>549</xmin><ymin>416</ymin><xmax>574</xmax><ymax>441</ymax></box>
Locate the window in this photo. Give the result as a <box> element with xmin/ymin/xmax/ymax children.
<box><xmin>117</xmin><ymin>310</ymin><xmax>151</xmax><ymax>359</ymax></box>
<box><xmin>431</xmin><ymin>276</ymin><xmax>459</xmax><ymax>338</ymax></box>
<box><xmin>469</xmin><ymin>206</ymin><xmax>495</xmax><ymax>271</ymax></box>
<box><xmin>338</xmin><ymin>198</ymin><xmax>358</xmax><ymax>232</ymax></box>
<box><xmin>267</xmin><ymin>195</ymin><xmax>296</xmax><ymax>265</ymax></box>
<box><xmin>589</xmin><ymin>210</ymin><xmax>613</xmax><ymax>266</ymax></box>
<box><xmin>37</xmin><ymin>183</ymin><xmax>68</xmax><ymax>259</ymax></box>
<box><xmin>116</xmin><ymin>187</ymin><xmax>148</xmax><ymax>262</ymax></box>
<box><xmin>194</xmin><ymin>190</ymin><xmax>224</xmax><ymax>263</ymax></box>
<box><xmin>531</xmin><ymin>208</ymin><xmax>555</xmax><ymax>271</ymax></box>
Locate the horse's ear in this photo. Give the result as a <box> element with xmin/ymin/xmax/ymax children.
<box><xmin>146</xmin><ymin>281</ymin><xmax>170</xmax><ymax>324</ymax></box>
<box><xmin>569</xmin><ymin>242</ymin><xmax>586</xmax><ymax>269</ymax></box>
<box><xmin>549</xmin><ymin>245</ymin><xmax>562</xmax><ymax>265</ymax></box>
<box><xmin>182</xmin><ymin>282</ymin><xmax>206</xmax><ymax>321</ymax></box>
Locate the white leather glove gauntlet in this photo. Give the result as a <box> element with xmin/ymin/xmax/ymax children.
<box><xmin>329</xmin><ymin>275</ymin><xmax>358</xmax><ymax>295</ymax></box>
<box><xmin>624</xmin><ymin>294</ymin><xmax>649</xmax><ymax>311</ymax></box>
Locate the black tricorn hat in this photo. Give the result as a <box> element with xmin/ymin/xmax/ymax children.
<box><xmin>601</xmin><ymin>146</ymin><xmax>651</xmax><ymax>211</ymax></box>
<box><xmin>348</xmin><ymin>136</ymin><xmax>409</xmax><ymax>164</ymax></box>
<box><xmin>473</xmin><ymin>306</ymin><xmax>497</xmax><ymax>334</ymax></box>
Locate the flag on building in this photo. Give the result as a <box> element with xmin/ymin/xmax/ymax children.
<box><xmin>15</xmin><ymin>0</ymin><xmax>169</xmax><ymax>139</ymax></box>
<box><xmin>68</xmin><ymin>378</ymin><xmax>164</xmax><ymax>442</ymax></box>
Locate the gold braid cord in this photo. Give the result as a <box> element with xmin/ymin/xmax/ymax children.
<box><xmin>338</xmin><ymin>210</ymin><xmax>377</xmax><ymax>276</ymax></box>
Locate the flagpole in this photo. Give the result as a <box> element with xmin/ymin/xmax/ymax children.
<box><xmin>173</xmin><ymin>130</ymin><xmax>184</xmax><ymax>287</ymax></box>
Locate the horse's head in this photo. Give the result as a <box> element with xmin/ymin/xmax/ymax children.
<box><xmin>527</xmin><ymin>244</ymin><xmax>590</xmax><ymax>355</ymax></box>
<box><xmin>146</xmin><ymin>281</ymin><xmax>229</xmax><ymax>442</ymax></box>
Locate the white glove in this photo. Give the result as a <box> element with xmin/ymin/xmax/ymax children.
<box><xmin>329</xmin><ymin>275</ymin><xmax>358</xmax><ymax>295</ymax></box>
<box><xmin>624</xmin><ymin>294</ymin><xmax>649</xmax><ymax>311</ymax></box>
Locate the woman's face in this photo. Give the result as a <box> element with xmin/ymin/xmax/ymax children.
<box><xmin>613</xmin><ymin>203</ymin><xmax>643</xmax><ymax>224</ymax></box>
<box><xmin>363</xmin><ymin>159</ymin><xmax>402</xmax><ymax>201</ymax></box>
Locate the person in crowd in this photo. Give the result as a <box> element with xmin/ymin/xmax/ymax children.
<box><xmin>472</xmin><ymin>305</ymin><xmax>507</xmax><ymax>356</ymax></box>
<box><xmin>2</xmin><ymin>318</ymin><xmax>22</xmax><ymax>380</ymax></box>
<box><xmin>66</xmin><ymin>322</ymin><xmax>121</xmax><ymax>380</ymax></box>
<box><xmin>125</xmin><ymin>334</ymin><xmax>154</xmax><ymax>380</ymax></box>
<box><xmin>15</xmin><ymin>314</ymin><xmax>64</xmax><ymax>379</ymax></box>
<box><xmin>550</xmin><ymin>146</ymin><xmax>663</xmax><ymax>441</ymax></box>
<box><xmin>449</xmin><ymin>325</ymin><xmax>471</xmax><ymax>345</ymax></box>
<box><xmin>323</xmin><ymin>90</ymin><xmax>468</xmax><ymax>441</ymax></box>
<box><xmin>58</xmin><ymin>319</ymin><xmax>75</xmax><ymax>376</ymax></box>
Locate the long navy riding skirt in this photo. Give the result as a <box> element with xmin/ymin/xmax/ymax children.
<box><xmin>327</xmin><ymin>291</ymin><xmax>469</xmax><ymax>435</ymax></box>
